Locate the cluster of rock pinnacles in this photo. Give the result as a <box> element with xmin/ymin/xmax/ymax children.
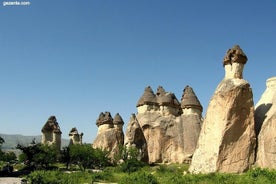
<box><xmin>41</xmin><ymin>45</ymin><xmax>275</xmax><ymax>174</ymax></box>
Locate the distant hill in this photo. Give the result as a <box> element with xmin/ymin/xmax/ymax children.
<box><xmin>0</xmin><ymin>133</ymin><xmax>70</xmax><ymax>150</ymax></box>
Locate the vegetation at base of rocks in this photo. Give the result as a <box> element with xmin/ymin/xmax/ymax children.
<box><xmin>114</xmin><ymin>145</ymin><xmax>146</xmax><ymax>173</ymax></box>
<box><xmin>68</xmin><ymin>144</ymin><xmax>111</xmax><ymax>171</ymax></box>
<box><xmin>3</xmin><ymin>137</ymin><xmax>276</xmax><ymax>183</ymax></box>
<box><xmin>0</xmin><ymin>136</ymin><xmax>17</xmax><ymax>163</ymax></box>
<box><xmin>26</xmin><ymin>170</ymin><xmax>93</xmax><ymax>184</ymax></box>
<box><xmin>119</xmin><ymin>171</ymin><xmax>158</xmax><ymax>184</ymax></box>
<box><xmin>16</xmin><ymin>140</ymin><xmax>59</xmax><ymax>170</ymax></box>
<box><xmin>24</xmin><ymin>166</ymin><xmax>276</xmax><ymax>184</ymax></box>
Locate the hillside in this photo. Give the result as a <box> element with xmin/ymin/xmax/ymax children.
<box><xmin>0</xmin><ymin>133</ymin><xmax>70</xmax><ymax>150</ymax></box>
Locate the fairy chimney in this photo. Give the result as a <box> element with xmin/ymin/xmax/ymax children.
<box><xmin>41</xmin><ymin>116</ymin><xmax>62</xmax><ymax>150</ymax></box>
<box><xmin>136</xmin><ymin>86</ymin><xmax>159</xmax><ymax>113</ymax></box>
<box><xmin>156</xmin><ymin>86</ymin><xmax>181</xmax><ymax>116</ymax></box>
<box><xmin>96</xmin><ymin>111</ymin><xmax>114</xmax><ymax>134</ymax></box>
<box><xmin>181</xmin><ymin>85</ymin><xmax>203</xmax><ymax>115</ymax></box>
<box><xmin>93</xmin><ymin>112</ymin><xmax>124</xmax><ymax>159</ymax></box>
<box><xmin>255</xmin><ymin>77</ymin><xmax>276</xmax><ymax>169</ymax></box>
<box><xmin>223</xmin><ymin>45</ymin><xmax>247</xmax><ymax>79</ymax></box>
<box><xmin>69</xmin><ymin>127</ymin><xmax>83</xmax><ymax>145</ymax></box>
<box><xmin>113</xmin><ymin>113</ymin><xmax>124</xmax><ymax>130</ymax></box>
<box><xmin>189</xmin><ymin>45</ymin><xmax>256</xmax><ymax>174</ymax></box>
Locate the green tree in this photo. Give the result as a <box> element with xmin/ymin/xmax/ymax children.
<box><xmin>0</xmin><ymin>136</ymin><xmax>4</xmax><ymax>146</ymax></box>
<box><xmin>69</xmin><ymin>144</ymin><xmax>110</xmax><ymax>171</ymax></box>
<box><xmin>16</xmin><ymin>141</ymin><xmax>58</xmax><ymax>169</ymax></box>
<box><xmin>60</xmin><ymin>146</ymin><xmax>71</xmax><ymax>169</ymax></box>
<box><xmin>2</xmin><ymin>152</ymin><xmax>17</xmax><ymax>162</ymax></box>
<box><xmin>115</xmin><ymin>145</ymin><xmax>146</xmax><ymax>173</ymax></box>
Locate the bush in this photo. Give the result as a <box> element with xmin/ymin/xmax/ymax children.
<box><xmin>26</xmin><ymin>170</ymin><xmax>93</xmax><ymax>184</ymax></box>
<box><xmin>119</xmin><ymin>171</ymin><xmax>158</xmax><ymax>184</ymax></box>
<box><xmin>69</xmin><ymin>144</ymin><xmax>110</xmax><ymax>171</ymax></box>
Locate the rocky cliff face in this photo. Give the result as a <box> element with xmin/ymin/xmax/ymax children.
<box><xmin>124</xmin><ymin>114</ymin><xmax>148</xmax><ymax>162</ymax></box>
<box><xmin>92</xmin><ymin>112</ymin><xmax>124</xmax><ymax>159</ymax></box>
<box><xmin>255</xmin><ymin>77</ymin><xmax>276</xmax><ymax>169</ymax></box>
<box><xmin>189</xmin><ymin>45</ymin><xmax>256</xmax><ymax>173</ymax></box>
<box><xmin>132</xmin><ymin>85</ymin><xmax>202</xmax><ymax>164</ymax></box>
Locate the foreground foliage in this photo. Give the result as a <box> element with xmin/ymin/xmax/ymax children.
<box><xmin>25</xmin><ymin>166</ymin><xmax>276</xmax><ymax>184</ymax></box>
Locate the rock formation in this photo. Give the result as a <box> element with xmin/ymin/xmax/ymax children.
<box><xmin>124</xmin><ymin>114</ymin><xmax>148</xmax><ymax>162</ymax></box>
<box><xmin>189</xmin><ymin>45</ymin><xmax>256</xmax><ymax>173</ymax></box>
<box><xmin>41</xmin><ymin>116</ymin><xmax>62</xmax><ymax>150</ymax></box>
<box><xmin>180</xmin><ymin>85</ymin><xmax>203</xmax><ymax>163</ymax></box>
<box><xmin>93</xmin><ymin>112</ymin><xmax>124</xmax><ymax>159</ymax></box>
<box><xmin>69</xmin><ymin>127</ymin><xmax>83</xmax><ymax>145</ymax></box>
<box><xmin>133</xmin><ymin>85</ymin><xmax>202</xmax><ymax>163</ymax></box>
<box><xmin>255</xmin><ymin>77</ymin><xmax>276</xmax><ymax>168</ymax></box>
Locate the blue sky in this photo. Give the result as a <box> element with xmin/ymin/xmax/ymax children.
<box><xmin>0</xmin><ymin>0</ymin><xmax>275</xmax><ymax>143</ymax></box>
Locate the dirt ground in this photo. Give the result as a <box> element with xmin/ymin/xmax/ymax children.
<box><xmin>0</xmin><ymin>177</ymin><xmax>23</xmax><ymax>184</ymax></box>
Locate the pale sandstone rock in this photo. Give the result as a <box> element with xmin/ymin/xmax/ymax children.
<box><xmin>189</xmin><ymin>45</ymin><xmax>256</xmax><ymax>173</ymax></box>
<box><xmin>255</xmin><ymin>77</ymin><xmax>276</xmax><ymax>168</ymax></box>
<box><xmin>180</xmin><ymin>86</ymin><xmax>203</xmax><ymax>162</ymax></box>
<box><xmin>93</xmin><ymin>112</ymin><xmax>124</xmax><ymax>159</ymax></box>
<box><xmin>124</xmin><ymin>114</ymin><xmax>148</xmax><ymax>162</ymax></box>
<box><xmin>134</xmin><ymin>86</ymin><xmax>202</xmax><ymax>163</ymax></box>
<box><xmin>41</xmin><ymin>116</ymin><xmax>62</xmax><ymax>150</ymax></box>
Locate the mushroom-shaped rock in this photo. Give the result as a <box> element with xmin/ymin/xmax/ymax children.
<box><xmin>41</xmin><ymin>116</ymin><xmax>62</xmax><ymax>150</ymax></box>
<box><xmin>69</xmin><ymin>127</ymin><xmax>83</xmax><ymax>145</ymax></box>
<box><xmin>223</xmin><ymin>45</ymin><xmax>248</xmax><ymax>79</ymax></box>
<box><xmin>156</xmin><ymin>86</ymin><xmax>181</xmax><ymax>108</ymax></box>
<box><xmin>136</xmin><ymin>86</ymin><xmax>157</xmax><ymax>107</ymax></box>
<box><xmin>189</xmin><ymin>45</ymin><xmax>255</xmax><ymax>174</ymax></box>
<box><xmin>41</xmin><ymin>116</ymin><xmax>61</xmax><ymax>134</ymax></box>
<box><xmin>93</xmin><ymin>112</ymin><xmax>124</xmax><ymax>160</ymax></box>
<box><xmin>113</xmin><ymin>113</ymin><xmax>124</xmax><ymax>126</ymax></box>
<box><xmin>96</xmin><ymin>112</ymin><xmax>113</xmax><ymax>127</ymax></box>
<box><xmin>223</xmin><ymin>45</ymin><xmax>247</xmax><ymax>66</ymax></box>
<box><xmin>181</xmin><ymin>85</ymin><xmax>203</xmax><ymax>112</ymax></box>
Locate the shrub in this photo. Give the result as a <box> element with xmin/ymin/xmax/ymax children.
<box><xmin>119</xmin><ymin>171</ymin><xmax>158</xmax><ymax>184</ymax></box>
<box><xmin>26</xmin><ymin>170</ymin><xmax>93</xmax><ymax>184</ymax></box>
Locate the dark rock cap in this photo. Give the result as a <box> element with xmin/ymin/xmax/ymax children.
<box><xmin>223</xmin><ymin>45</ymin><xmax>247</xmax><ymax>66</ymax></box>
<box><xmin>41</xmin><ymin>115</ymin><xmax>62</xmax><ymax>134</ymax></box>
<box><xmin>156</xmin><ymin>86</ymin><xmax>180</xmax><ymax>108</ymax></box>
<box><xmin>136</xmin><ymin>86</ymin><xmax>158</xmax><ymax>107</ymax></box>
<box><xmin>113</xmin><ymin>113</ymin><xmax>124</xmax><ymax>125</ymax></box>
<box><xmin>96</xmin><ymin>111</ymin><xmax>114</xmax><ymax>127</ymax></box>
<box><xmin>181</xmin><ymin>85</ymin><xmax>203</xmax><ymax>112</ymax></box>
<box><xmin>69</xmin><ymin>127</ymin><xmax>79</xmax><ymax>135</ymax></box>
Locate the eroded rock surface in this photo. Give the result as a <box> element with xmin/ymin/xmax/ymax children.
<box><xmin>93</xmin><ymin>112</ymin><xmax>124</xmax><ymax>159</ymax></box>
<box><xmin>255</xmin><ymin>77</ymin><xmax>276</xmax><ymax>169</ymax></box>
<box><xmin>124</xmin><ymin>114</ymin><xmax>148</xmax><ymax>162</ymax></box>
<box><xmin>189</xmin><ymin>45</ymin><xmax>256</xmax><ymax>173</ymax></box>
<box><xmin>134</xmin><ymin>85</ymin><xmax>202</xmax><ymax>163</ymax></box>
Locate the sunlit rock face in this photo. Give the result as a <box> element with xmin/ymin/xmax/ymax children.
<box><xmin>189</xmin><ymin>45</ymin><xmax>256</xmax><ymax>174</ymax></box>
<box><xmin>133</xmin><ymin>85</ymin><xmax>202</xmax><ymax>163</ymax></box>
<box><xmin>69</xmin><ymin>127</ymin><xmax>83</xmax><ymax>145</ymax></box>
<box><xmin>92</xmin><ymin>112</ymin><xmax>124</xmax><ymax>159</ymax></box>
<box><xmin>41</xmin><ymin>116</ymin><xmax>62</xmax><ymax>150</ymax></box>
<box><xmin>124</xmin><ymin>114</ymin><xmax>148</xmax><ymax>162</ymax></box>
<box><xmin>255</xmin><ymin>77</ymin><xmax>276</xmax><ymax>169</ymax></box>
